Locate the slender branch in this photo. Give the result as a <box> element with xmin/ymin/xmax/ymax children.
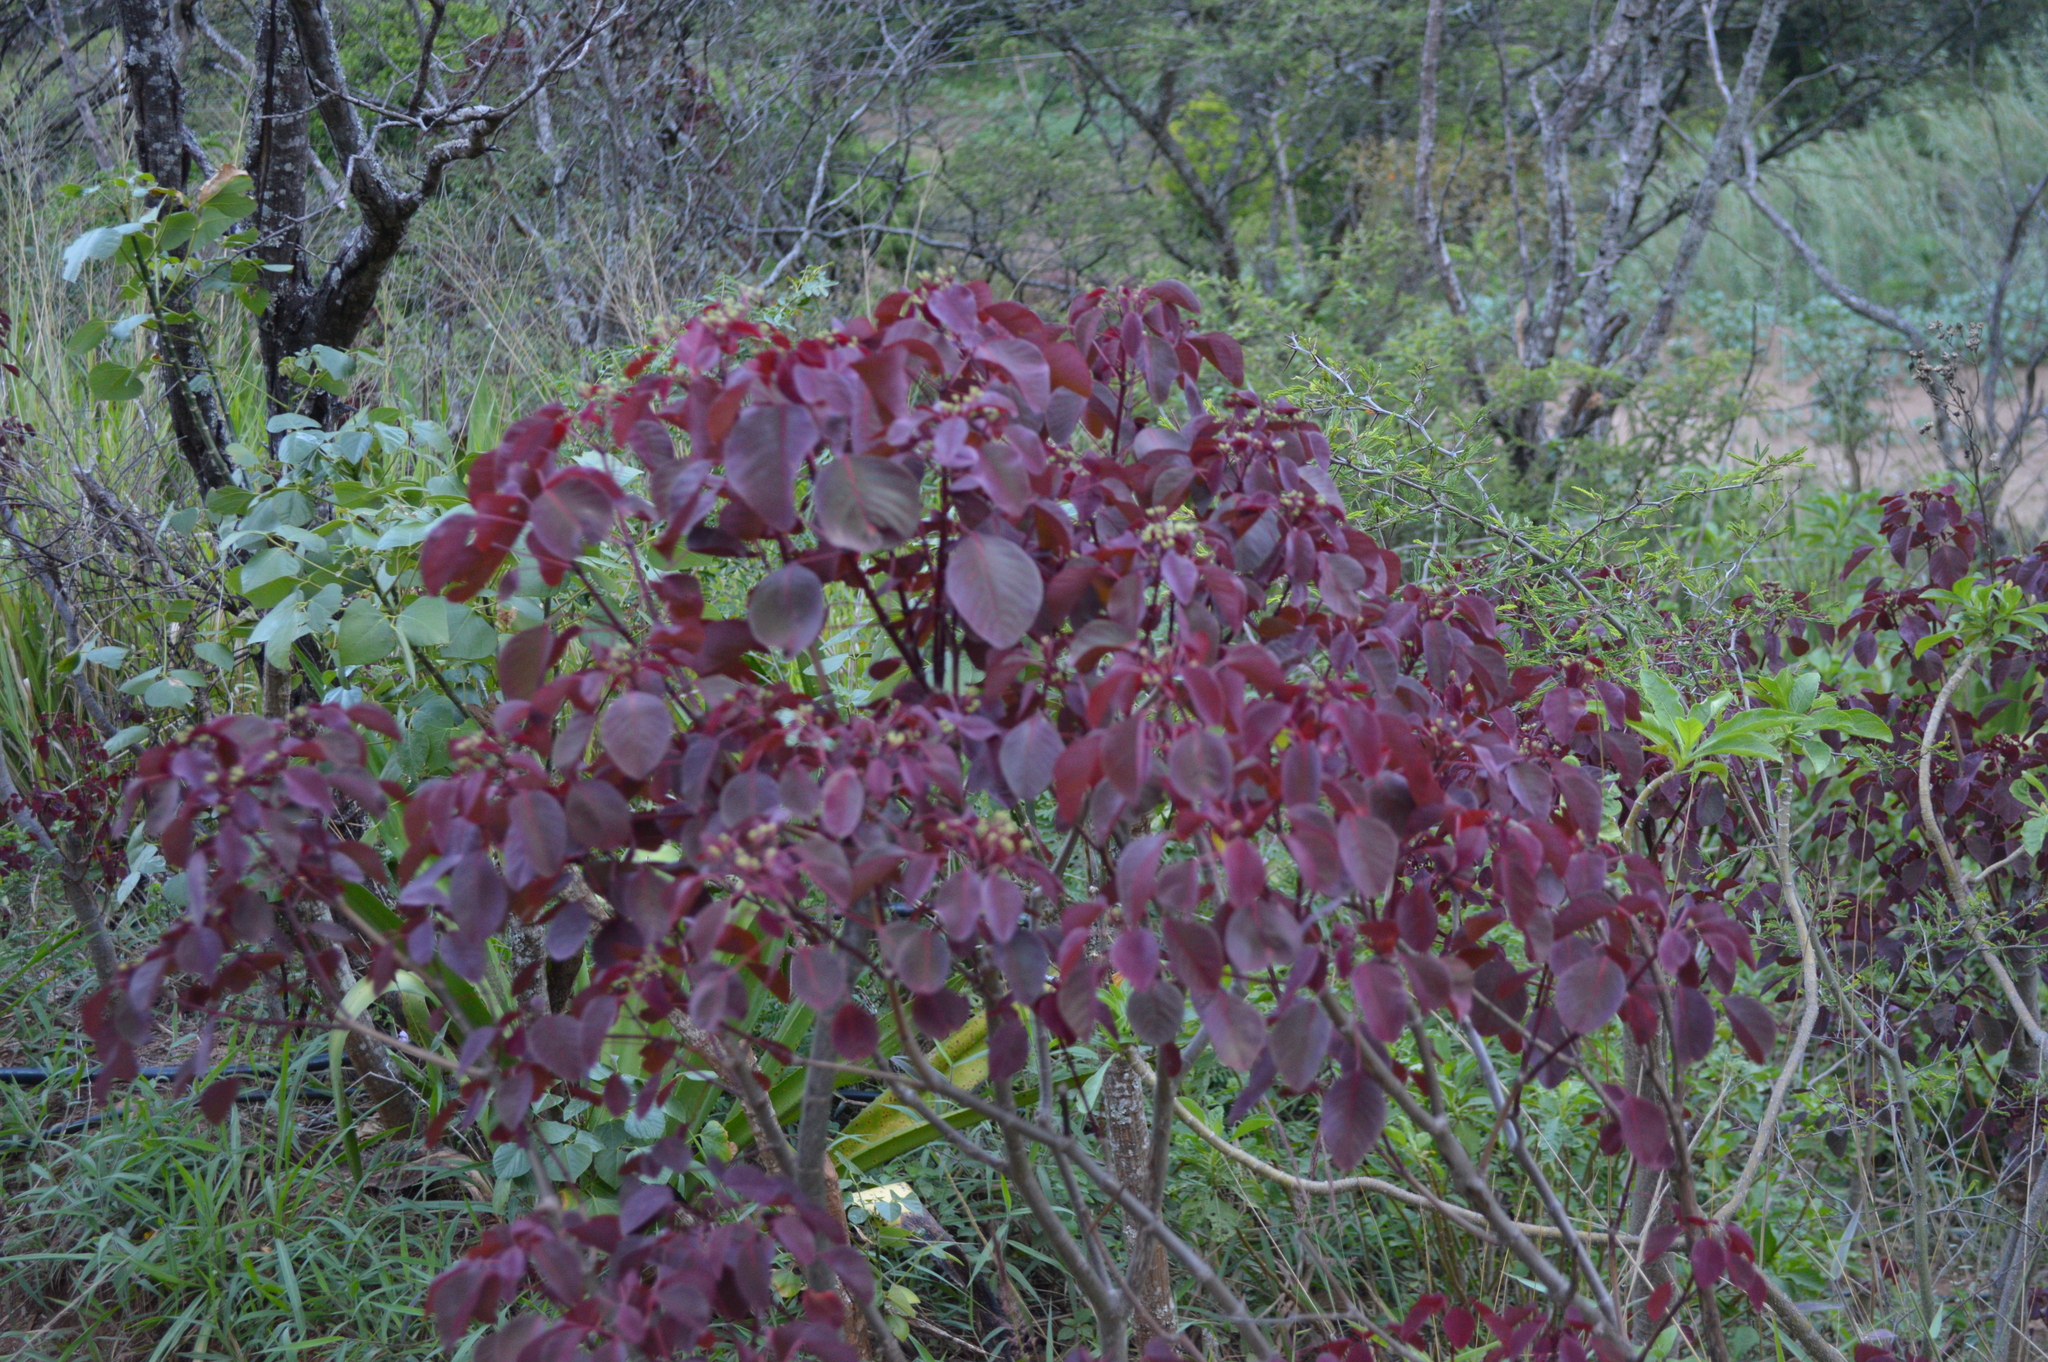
<box><xmin>1710</xmin><ymin>784</ymin><xmax>1823</xmax><ymax>1219</ymax></box>
<box><xmin>1916</xmin><ymin>644</ymin><xmax>2048</xmax><ymax>1054</ymax></box>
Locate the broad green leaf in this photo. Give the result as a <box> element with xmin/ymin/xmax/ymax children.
<box><xmin>2025</xmin><ymin>815</ymin><xmax>2048</xmax><ymax>857</ymax></box>
<box><xmin>142</xmin><ymin>677</ymin><xmax>194</xmax><ymax>708</ymax></box>
<box><xmin>80</xmin><ymin>645</ymin><xmax>128</xmax><ymax>667</ymax></box>
<box><xmin>1788</xmin><ymin>672</ymin><xmax>1820</xmax><ymax>715</ymax></box>
<box><xmin>1637</xmin><ymin>669</ymin><xmax>1685</xmax><ymax>725</ymax></box>
<box><xmin>397</xmin><ymin>595</ymin><xmax>451</xmax><ymax>648</ymax></box>
<box><xmin>335</xmin><ymin>596</ymin><xmax>398</xmax><ymax>666</ymax></box>
<box><xmin>233</xmin><ymin>545</ymin><xmax>301</xmax><ymax>608</ymax></box>
<box><xmin>86</xmin><ymin>361</ymin><xmax>144</xmax><ymax>403</ymax></box>
<box><xmin>193</xmin><ymin>641</ymin><xmax>236</xmax><ymax>669</ymax></box>
<box><xmin>444</xmin><ymin>607</ymin><xmax>501</xmax><ymax>661</ymax></box>
<box><xmin>103</xmin><ymin>724</ymin><xmax>152</xmax><ymax>754</ymax></box>
<box><xmin>61</xmin><ymin>221</ymin><xmax>145</xmax><ymax>282</ymax></box>
<box><xmin>64</xmin><ymin>318</ymin><xmax>107</xmax><ymax>356</ymax></box>
<box><xmin>1819</xmin><ymin>708</ymin><xmax>1893</xmax><ymax>742</ymax></box>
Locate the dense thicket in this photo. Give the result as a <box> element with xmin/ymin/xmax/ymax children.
<box><xmin>6</xmin><ymin>4</ymin><xmax>2048</xmax><ymax>1362</ymax></box>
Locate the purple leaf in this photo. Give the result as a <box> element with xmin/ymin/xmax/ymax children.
<box><xmin>1269</xmin><ymin>999</ymin><xmax>1331</xmax><ymax>1089</ymax></box>
<box><xmin>724</xmin><ymin>402</ymin><xmax>816</xmax><ymax>531</ymax></box>
<box><xmin>1336</xmin><ymin>813</ymin><xmax>1398</xmax><ymax>900</ymax></box>
<box><xmin>1201</xmin><ymin>992</ymin><xmax>1266</xmax><ymax>1072</ymax></box>
<box><xmin>1554</xmin><ymin>953</ymin><xmax>1628</xmax><ymax>1035</ymax></box>
<box><xmin>945</xmin><ymin>533</ymin><xmax>1043</xmax><ymax>649</ymax></box>
<box><xmin>830</xmin><ymin>1002</ymin><xmax>879</xmax><ymax>1060</ymax></box>
<box><xmin>1000</xmin><ymin>714</ymin><xmax>1064</xmax><ymax>803</ymax></box>
<box><xmin>812</xmin><ymin>454</ymin><xmax>922</xmax><ymax>552</ymax></box>
<box><xmin>503</xmin><ymin>790</ymin><xmax>567</xmax><ymax>888</ymax></box>
<box><xmin>881</xmin><ymin>922</ymin><xmax>953</xmax><ymax>994</ymax></box>
<box><xmin>1111</xmin><ymin>927</ymin><xmax>1160</xmax><ymax>990</ymax></box>
<box><xmin>820</xmin><ymin>767</ymin><xmax>864</xmax><ymax>839</ymax></box>
<box><xmin>789</xmin><ymin>945</ymin><xmax>848</xmax><ymax>1011</ymax></box>
<box><xmin>198</xmin><ymin>1076</ymin><xmax>241</xmax><ymax>1124</ymax></box>
<box><xmin>748</xmin><ymin>564</ymin><xmax>827</xmax><ymax>655</ymax></box>
<box><xmin>1321</xmin><ymin>1068</ymin><xmax>1385</xmax><ymax>1170</ymax></box>
<box><xmin>1166</xmin><ymin>730</ymin><xmax>1232</xmax><ymax>803</ymax></box>
<box><xmin>1724</xmin><ymin>993</ymin><xmax>1778</xmax><ymax>1062</ymax></box>
<box><xmin>1126</xmin><ymin>980</ymin><xmax>1185</xmax><ymax>1047</ymax></box>
<box><xmin>1614</xmin><ymin>1090</ymin><xmax>1675</xmax><ymax>1168</ymax></box>
<box><xmin>601</xmin><ymin>691</ymin><xmax>673</xmax><ymax>781</ymax></box>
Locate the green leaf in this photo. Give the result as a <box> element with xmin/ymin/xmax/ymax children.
<box><xmin>444</xmin><ymin>607</ymin><xmax>501</xmax><ymax>661</ymax></box>
<box><xmin>193</xmin><ymin>641</ymin><xmax>236</xmax><ymax>669</ymax></box>
<box><xmin>335</xmin><ymin>596</ymin><xmax>398</xmax><ymax>666</ymax></box>
<box><xmin>103</xmin><ymin>724</ymin><xmax>153</xmax><ymax>754</ymax></box>
<box><xmin>248</xmin><ymin>593</ymin><xmax>309</xmax><ymax>669</ymax></box>
<box><xmin>61</xmin><ymin>221</ymin><xmax>145</xmax><ymax>282</ymax></box>
<box><xmin>86</xmin><ymin>361</ymin><xmax>145</xmax><ymax>403</ymax></box>
<box><xmin>233</xmin><ymin>546</ymin><xmax>302</xmax><ymax>608</ymax></box>
<box><xmin>1637</xmin><ymin>669</ymin><xmax>1685</xmax><ymax>725</ymax></box>
<box><xmin>80</xmin><ymin>645</ymin><xmax>128</xmax><ymax>667</ymax></box>
<box><xmin>65</xmin><ymin>318</ymin><xmax>108</xmax><ymax>356</ymax></box>
<box><xmin>142</xmin><ymin>677</ymin><xmax>194</xmax><ymax>708</ymax></box>
<box><xmin>1788</xmin><ymin>672</ymin><xmax>1820</xmax><ymax>715</ymax></box>
<box><xmin>2025</xmin><ymin>815</ymin><xmax>2048</xmax><ymax>858</ymax></box>
<box><xmin>1819</xmin><ymin>708</ymin><xmax>1893</xmax><ymax>742</ymax></box>
<box><xmin>397</xmin><ymin>595</ymin><xmax>451</xmax><ymax>648</ymax></box>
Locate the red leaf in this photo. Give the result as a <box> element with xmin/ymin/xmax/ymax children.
<box><xmin>747</xmin><ymin>564</ymin><xmax>827</xmax><ymax>655</ymax></box>
<box><xmin>999</xmin><ymin>714</ymin><xmax>1064</xmax><ymax>803</ymax></box>
<box><xmin>1555</xmin><ymin>954</ymin><xmax>1628</xmax><ymax>1035</ymax></box>
<box><xmin>945</xmin><ymin>533</ymin><xmax>1043</xmax><ymax>649</ymax></box>
<box><xmin>1111</xmin><ymin>927</ymin><xmax>1159</xmax><ymax>989</ymax></box>
<box><xmin>830</xmin><ymin>1002</ymin><xmax>879</xmax><ymax>1060</ymax></box>
<box><xmin>1350</xmin><ymin>959</ymin><xmax>1408</xmax><ymax>1042</ymax></box>
<box><xmin>881</xmin><ymin>922</ymin><xmax>953</xmax><ymax>994</ymax></box>
<box><xmin>819</xmin><ymin>767</ymin><xmax>864</xmax><ymax>839</ymax></box>
<box><xmin>1127</xmin><ymin>980</ymin><xmax>1184</xmax><ymax>1046</ymax></box>
<box><xmin>1690</xmin><ymin>1234</ymin><xmax>1727</xmax><ymax>1290</ymax></box>
<box><xmin>1321</xmin><ymin>1068</ymin><xmax>1385</xmax><ymax>1170</ymax></box>
<box><xmin>1724</xmin><ymin>993</ymin><xmax>1778</xmax><ymax>1062</ymax></box>
<box><xmin>724</xmin><ymin>402</ymin><xmax>815</xmax><ymax>531</ymax></box>
<box><xmin>601</xmin><ymin>691</ymin><xmax>673</xmax><ymax>781</ymax></box>
<box><xmin>1269</xmin><ymin>999</ymin><xmax>1331</xmax><ymax>1089</ymax></box>
<box><xmin>812</xmin><ymin>454</ymin><xmax>922</xmax><ymax>552</ymax></box>
<box><xmin>1167</xmin><ymin>729</ymin><xmax>1232</xmax><ymax>804</ymax></box>
<box><xmin>197</xmin><ymin>1076</ymin><xmax>241</xmax><ymax>1124</ymax></box>
<box><xmin>503</xmin><ymin>790</ymin><xmax>567</xmax><ymax>888</ymax></box>
<box><xmin>1201</xmin><ymin>992</ymin><xmax>1266</xmax><ymax>1071</ymax></box>
<box><xmin>528</xmin><ymin>470</ymin><xmax>618</xmax><ymax>564</ymax></box>
<box><xmin>1614</xmin><ymin>1090</ymin><xmax>1675</xmax><ymax>1168</ymax></box>
<box><xmin>497</xmin><ymin>623</ymin><xmax>553</xmax><ymax>700</ymax></box>
<box><xmin>789</xmin><ymin>944</ymin><xmax>848</xmax><ymax>1011</ymax></box>
<box><xmin>1336</xmin><ymin>813</ymin><xmax>1398</xmax><ymax>901</ymax></box>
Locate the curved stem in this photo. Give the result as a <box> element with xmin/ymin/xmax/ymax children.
<box><xmin>1711</xmin><ymin>784</ymin><xmax>1822</xmax><ymax>1220</ymax></box>
<box><xmin>1621</xmin><ymin>765</ymin><xmax>1684</xmax><ymax>850</ymax></box>
<box><xmin>1917</xmin><ymin>645</ymin><xmax>2048</xmax><ymax>1053</ymax></box>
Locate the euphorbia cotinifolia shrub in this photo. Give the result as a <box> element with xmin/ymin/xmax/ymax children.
<box><xmin>95</xmin><ymin>282</ymin><xmax>1797</xmax><ymax>1362</ymax></box>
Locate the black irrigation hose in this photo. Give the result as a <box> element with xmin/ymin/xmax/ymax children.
<box><xmin>0</xmin><ymin>1054</ymin><xmax>343</xmax><ymax>1152</ymax></box>
<box><xmin>0</xmin><ymin>1056</ymin><xmax>335</xmax><ymax>1086</ymax></box>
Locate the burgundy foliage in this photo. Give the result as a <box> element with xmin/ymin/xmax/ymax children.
<box><xmin>95</xmin><ymin>281</ymin><xmax>1794</xmax><ymax>1359</ymax></box>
